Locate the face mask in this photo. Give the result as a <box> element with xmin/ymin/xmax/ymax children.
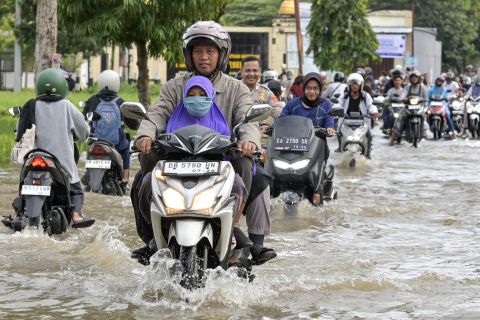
<box><xmin>184</xmin><ymin>96</ymin><xmax>213</xmax><ymax>117</ymax></box>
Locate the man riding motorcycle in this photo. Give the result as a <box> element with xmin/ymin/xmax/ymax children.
<box><xmin>341</xmin><ymin>73</ymin><xmax>379</xmax><ymax>157</ymax></box>
<box><xmin>389</xmin><ymin>70</ymin><xmax>428</xmax><ymax>145</ymax></box>
<box><xmin>83</xmin><ymin>70</ymin><xmax>139</xmax><ymax>185</ymax></box>
<box><xmin>322</xmin><ymin>72</ymin><xmax>347</xmax><ymax>102</ymax></box>
<box><xmin>130</xmin><ymin>21</ymin><xmax>266</xmax><ymax>264</ymax></box>
<box><xmin>428</xmin><ymin>76</ymin><xmax>455</xmax><ymax>136</ymax></box>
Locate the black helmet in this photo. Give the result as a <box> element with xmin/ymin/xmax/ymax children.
<box><xmin>267</xmin><ymin>80</ymin><xmax>282</xmax><ymax>96</ymax></box>
<box><xmin>354</xmin><ymin>67</ymin><xmax>366</xmax><ymax>78</ymax></box>
<box><xmin>364</xmin><ymin>67</ymin><xmax>372</xmax><ymax>75</ymax></box>
<box><xmin>334</xmin><ymin>72</ymin><xmax>345</xmax><ymax>82</ymax></box>
<box><xmin>303</xmin><ymin>72</ymin><xmax>323</xmax><ymax>90</ymax></box>
<box><xmin>182</xmin><ymin>21</ymin><xmax>231</xmax><ymax>73</ymax></box>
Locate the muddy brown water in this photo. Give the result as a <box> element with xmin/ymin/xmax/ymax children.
<box><xmin>1</xmin><ymin>129</ymin><xmax>479</xmax><ymax>319</ymax></box>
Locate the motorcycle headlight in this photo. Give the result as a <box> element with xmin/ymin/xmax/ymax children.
<box><xmin>452</xmin><ymin>102</ymin><xmax>461</xmax><ymax>110</ymax></box>
<box><xmin>163</xmin><ymin>188</ymin><xmax>186</xmax><ymax>210</ymax></box>
<box><xmin>191</xmin><ymin>189</ymin><xmax>217</xmax><ymax>212</ymax></box>
<box><xmin>273</xmin><ymin>159</ymin><xmax>310</xmax><ymax>170</ymax></box>
<box><xmin>394</xmin><ymin>113</ymin><xmax>399</xmax><ymax>118</ymax></box>
<box><xmin>409</xmin><ymin>97</ymin><xmax>419</xmax><ymax>105</ymax></box>
<box><xmin>475</xmin><ymin>105</ymin><xmax>480</xmax><ymax>112</ymax></box>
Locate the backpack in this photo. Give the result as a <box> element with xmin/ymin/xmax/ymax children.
<box><xmin>93</xmin><ymin>97</ymin><xmax>121</xmax><ymax>145</ymax></box>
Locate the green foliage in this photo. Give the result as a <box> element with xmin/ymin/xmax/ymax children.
<box><xmin>307</xmin><ymin>0</ymin><xmax>379</xmax><ymax>72</ymax></box>
<box><xmin>368</xmin><ymin>0</ymin><xmax>480</xmax><ymax>72</ymax></box>
<box><xmin>0</xmin><ymin>0</ymin><xmax>15</xmax><ymax>52</ymax></box>
<box><xmin>60</xmin><ymin>0</ymin><xmax>229</xmax><ymax>63</ymax></box>
<box><xmin>220</xmin><ymin>0</ymin><xmax>283</xmax><ymax>27</ymax></box>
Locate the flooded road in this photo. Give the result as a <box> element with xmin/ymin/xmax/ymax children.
<box><xmin>1</xmin><ymin>128</ymin><xmax>480</xmax><ymax>319</ymax></box>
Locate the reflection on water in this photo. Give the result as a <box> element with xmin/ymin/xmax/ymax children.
<box><xmin>1</xmin><ymin>129</ymin><xmax>480</xmax><ymax>318</ymax></box>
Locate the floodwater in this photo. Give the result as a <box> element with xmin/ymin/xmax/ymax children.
<box><xmin>1</xmin><ymin>128</ymin><xmax>479</xmax><ymax>319</ymax></box>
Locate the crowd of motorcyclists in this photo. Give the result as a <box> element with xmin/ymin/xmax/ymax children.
<box><xmin>5</xmin><ymin>19</ymin><xmax>480</xmax><ymax>285</ymax></box>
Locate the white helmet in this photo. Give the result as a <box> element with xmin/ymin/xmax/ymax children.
<box><xmin>98</xmin><ymin>70</ymin><xmax>120</xmax><ymax>93</ymax></box>
<box><xmin>347</xmin><ymin>73</ymin><xmax>364</xmax><ymax>90</ymax></box>
<box><xmin>263</xmin><ymin>69</ymin><xmax>278</xmax><ymax>83</ymax></box>
<box><xmin>473</xmin><ymin>75</ymin><xmax>480</xmax><ymax>85</ymax></box>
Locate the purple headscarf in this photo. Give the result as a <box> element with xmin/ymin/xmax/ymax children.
<box><xmin>166</xmin><ymin>75</ymin><xmax>231</xmax><ymax>136</ymax></box>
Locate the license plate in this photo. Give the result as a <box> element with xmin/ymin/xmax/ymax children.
<box><xmin>86</xmin><ymin>160</ymin><xmax>111</xmax><ymax>169</ymax></box>
<box><xmin>408</xmin><ymin>105</ymin><xmax>421</xmax><ymax>110</ymax></box>
<box><xmin>392</xmin><ymin>103</ymin><xmax>404</xmax><ymax>108</ymax></box>
<box><xmin>452</xmin><ymin>110</ymin><xmax>463</xmax><ymax>114</ymax></box>
<box><xmin>431</xmin><ymin>102</ymin><xmax>443</xmax><ymax>107</ymax></box>
<box><xmin>21</xmin><ymin>185</ymin><xmax>51</xmax><ymax>196</ymax></box>
<box><xmin>274</xmin><ymin>137</ymin><xmax>310</xmax><ymax>152</ymax></box>
<box><xmin>163</xmin><ymin>161</ymin><xmax>220</xmax><ymax>176</ymax></box>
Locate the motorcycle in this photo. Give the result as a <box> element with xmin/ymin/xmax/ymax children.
<box><xmin>466</xmin><ymin>96</ymin><xmax>480</xmax><ymax>138</ymax></box>
<box><xmin>337</xmin><ymin>110</ymin><xmax>371</xmax><ymax>167</ymax></box>
<box><xmin>404</xmin><ymin>96</ymin><xmax>427</xmax><ymax>148</ymax></box>
<box><xmin>381</xmin><ymin>94</ymin><xmax>404</xmax><ymax>136</ymax></box>
<box><xmin>120</xmin><ymin>102</ymin><xmax>272</xmax><ymax>288</ymax></box>
<box><xmin>450</xmin><ymin>96</ymin><xmax>465</xmax><ymax>135</ymax></box>
<box><xmin>79</xmin><ymin>104</ymin><xmax>126</xmax><ymax>196</ymax></box>
<box><xmin>427</xmin><ymin>97</ymin><xmax>448</xmax><ymax>140</ymax></box>
<box><xmin>265</xmin><ymin>115</ymin><xmax>336</xmax><ymax>206</ymax></box>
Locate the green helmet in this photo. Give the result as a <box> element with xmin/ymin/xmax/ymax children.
<box><xmin>35</xmin><ymin>68</ymin><xmax>68</xmax><ymax>98</ymax></box>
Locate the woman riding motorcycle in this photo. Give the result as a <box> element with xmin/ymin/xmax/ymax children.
<box><xmin>428</xmin><ymin>76</ymin><xmax>455</xmax><ymax>136</ymax></box>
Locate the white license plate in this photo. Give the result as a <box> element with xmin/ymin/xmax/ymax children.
<box><xmin>163</xmin><ymin>161</ymin><xmax>220</xmax><ymax>176</ymax></box>
<box><xmin>408</xmin><ymin>105</ymin><xmax>421</xmax><ymax>110</ymax></box>
<box><xmin>392</xmin><ymin>103</ymin><xmax>404</xmax><ymax>108</ymax></box>
<box><xmin>21</xmin><ymin>185</ymin><xmax>51</xmax><ymax>196</ymax></box>
<box><xmin>86</xmin><ymin>160</ymin><xmax>111</xmax><ymax>169</ymax></box>
<box><xmin>431</xmin><ymin>102</ymin><xmax>443</xmax><ymax>107</ymax></box>
<box><xmin>452</xmin><ymin>110</ymin><xmax>463</xmax><ymax>114</ymax></box>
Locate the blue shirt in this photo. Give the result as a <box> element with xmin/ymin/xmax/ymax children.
<box><xmin>428</xmin><ymin>85</ymin><xmax>448</xmax><ymax>99</ymax></box>
<box><xmin>280</xmin><ymin>97</ymin><xmax>334</xmax><ymax>128</ymax></box>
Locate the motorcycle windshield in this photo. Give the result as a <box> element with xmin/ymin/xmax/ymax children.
<box><xmin>167</xmin><ymin>124</ymin><xmax>231</xmax><ymax>155</ymax></box>
<box><xmin>274</xmin><ymin>116</ymin><xmax>313</xmax><ymax>138</ymax></box>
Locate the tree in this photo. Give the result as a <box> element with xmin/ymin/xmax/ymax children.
<box><xmin>61</xmin><ymin>0</ymin><xmax>229</xmax><ymax>107</ymax></box>
<box><xmin>307</xmin><ymin>0</ymin><xmax>379</xmax><ymax>72</ymax></box>
<box><xmin>34</xmin><ymin>0</ymin><xmax>57</xmax><ymax>77</ymax></box>
<box><xmin>368</xmin><ymin>0</ymin><xmax>479</xmax><ymax>72</ymax></box>
<box><xmin>220</xmin><ymin>0</ymin><xmax>282</xmax><ymax>27</ymax></box>
<box><xmin>0</xmin><ymin>0</ymin><xmax>15</xmax><ymax>52</ymax></box>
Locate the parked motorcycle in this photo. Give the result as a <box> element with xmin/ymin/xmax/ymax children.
<box><xmin>466</xmin><ymin>96</ymin><xmax>480</xmax><ymax>138</ymax></box>
<box><xmin>265</xmin><ymin>115</ymin><xmax>336</xmax><ymax>206</ymax></box>
<box><xmin>427</xmin><ymin>97</ymin><xmax>448</xmax><ymax>140</ymax></box>
<box><xmin>404</xmin><ymin>96</ymin><xmax>427</xmax><ymax>148</ymax></box>
<box><xmin>337</xmin><ymin>110</ymin><xmax>371</xmax><ymax>167</ymax></box>
<box><xmin>120</xmin><ymin>102</ymin><xmax>272</xmax><ymax>288</ymax></box>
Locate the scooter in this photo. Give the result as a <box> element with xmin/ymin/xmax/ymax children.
<box><xmin>337</xmin><ymin>110</ymin><xmax>371</xmax><ymax>167</ymax></box>
<box><xmin>79</xmin><ymin>103</ymin><xmax>126</xmax><ymax>196</ymax></box>
<box><xmin>450</xmin><ymin>96</ymin><xmax>465</xmax><ymax>135</ymax></box>
<box><xmin>466</xmin><ymin>96</ymin><xmax>480</xmax><ymax>138</ymax></box>
<box><xmin>265</xmin><ymin>115</ymin><xmax>336</xmax><ymax>205</ymax></box>
<box><xmin>83</xmin><ymin>136</ymin><xmax>125</xmax><ymax>196</ymax></box>
<box><xmin>120</xmin><ymin>102</ymin><xmax>272</xmax><ymax>288</ymax></box>
<box><xmin>2</xmin><ymin>149</ymin><xmax>73</xmax><ymax>235</ymax></box>
<box><xmin>404</xmin><ymin>96</ymin><xmax>427</xmax><ymax>148</ymax></box>
<box><xmin>382</xmin><ymin>94</ymin><xmax>404</xmax><ymax>136</ymax></box>
<box><xmin>427</xmin><ymin>97</ymin><xmax>448</xmax><ymax>140</ymax></box>
<box><xmin>2</xmin><ymin>107</ymin><xmax>73</xmax><ymax>235</ymax></box>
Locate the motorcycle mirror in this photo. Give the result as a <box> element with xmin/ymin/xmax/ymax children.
<box><xmin>120</xmin><ymin>102</ymin><xmax>150</xmax><ymax>120</ymax></box>
<box><xmin>330</xmin><ymin>98</ymin><xmax>339</xmax><ymax>104</ymax></box>
<box><xmin>8</xmin><ymin>106</ymin><xmax>21</xmax><ymax>117</ymax></box>
<box><xmin>78</xmin><ymin>101</ymin><xmax>85</xmax><ymax>108</ymax></box>
<box><xmin>330</xmin><ymin>107</ymin><xmax>344</xmax><ymax>117</ymax></box>
<box><xmin>333</xmin><ymin>93</ymin><xmax>340</xmax><ymax>98</ymax></box>
<box><xmin>244</xmin><ymin>104</ymin><xmax>272</xmax><ymax>123</ymax></box>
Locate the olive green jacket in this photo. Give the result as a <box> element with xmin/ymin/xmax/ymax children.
<box><xmin>137</xmin><ymin>72</ymin><xmax>260</xmax><ymax>147</ymax></box>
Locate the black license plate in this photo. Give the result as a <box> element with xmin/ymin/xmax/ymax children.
<box><xmin>274</xmin><ymin>137</ymin><xmax>310</xmax><ymax>152</ymax></box>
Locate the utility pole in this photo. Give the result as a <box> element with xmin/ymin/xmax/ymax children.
<box><xmin>13</xmin><ymin>0</ymin><xmax>22</xmax><ymax>92</ymax></box>
<box><xmin>411</xmin><ymin>0</ymin><xmax>415</xmax><ymax>59</ymax></box>
<box><xmin>294</xmin><ymin>0</ymin><xmax>304</xmax><ymax>75</ymax></box>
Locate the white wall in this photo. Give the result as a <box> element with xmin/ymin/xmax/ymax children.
<box><xmin>414</xmin><ymin>27</ymin><xmax>441</xmax><ymax>80</ymax></box>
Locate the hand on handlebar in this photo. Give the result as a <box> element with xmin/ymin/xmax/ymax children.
<box><xmin>327</xmin><ymin>128</ymin><xmax>335</xmax><ymax>136</ymax></box>
<box><xmin>237</xmin><ymin>140</ymin><xmax>256</xmax><ymax>157</ymax></box>
<box><xmin>135</xmin><ymin>136</ymin><xmax>154</xmax><ymax>154</ymax></box>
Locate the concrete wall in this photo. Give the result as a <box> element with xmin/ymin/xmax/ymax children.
<box><xmin>414</xmin><ymin>27</ymin><xmax>442</xmax><ymax>80</ymax></box>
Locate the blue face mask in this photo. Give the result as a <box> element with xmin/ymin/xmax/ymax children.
<box><xmin>184</xmin><ymin>96</ymin><xmax>213</xmax><ymax>117</ymax></box>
